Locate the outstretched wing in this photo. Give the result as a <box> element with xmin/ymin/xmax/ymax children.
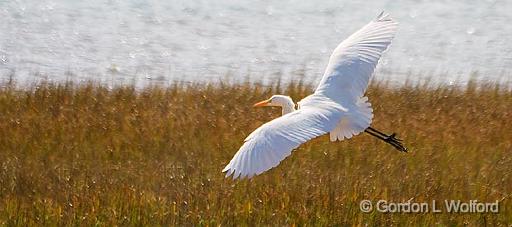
<box><xmin>314</xmin><ymin>11</ymin><xmax>398</xmax><ymax>103</ymax></box>
<box><xmin>223</xmin><ymin>101</ymin><xmax>345</xmax><ymax>179</ymax></box>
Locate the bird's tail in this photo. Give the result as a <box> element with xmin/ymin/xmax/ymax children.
<box><xmin>329</xmin><ymin>96</ymin><xmax>373</xmax><ymax>141</ymax></box>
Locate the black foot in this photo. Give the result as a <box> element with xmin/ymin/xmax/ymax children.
<box><xmin>385</xmin><ymin>133</ymin><xmax>408</xmax><ymax>152</ymax></box>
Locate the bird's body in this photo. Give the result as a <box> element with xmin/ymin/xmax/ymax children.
<box><xmin>223</xmin><ymin>12</ymin><xmax>405</xmax><ymax>179</ymax></box>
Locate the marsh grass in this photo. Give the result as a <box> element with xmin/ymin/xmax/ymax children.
<box><xmin>0</xmin><ymin>77</ymin><xmax>510</xmax><ymax>226</ymax></box>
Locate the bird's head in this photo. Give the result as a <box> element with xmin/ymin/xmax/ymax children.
<box><xmin>253</xmin><ymin>95</ymin><xmax>295</xmax><ymax>115</ymax></box>
<box><xmin>253</xmin><ymin>95</ymin><xmax>292</xmax><ymax>107</ymax></box>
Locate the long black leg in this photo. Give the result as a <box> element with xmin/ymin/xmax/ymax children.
<box><xmin>365</xmin><ymin>129</ymin><xmax>407</xmax><ymax>152</ymax></box>
<box><xmin>366</xmin><ymin>127</ymin><xmax>402</xmax><ymax>141</ymax></box>
<box><xmin>364</xmin><ymin>127</ymin><xmax>408</xmax><ymax>152</ymax></box>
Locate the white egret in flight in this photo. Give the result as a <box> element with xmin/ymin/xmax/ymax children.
<box><xmin>223</xmin><ymin>12</ymin><xmax>407</xmax><ymax>179</ymax></box>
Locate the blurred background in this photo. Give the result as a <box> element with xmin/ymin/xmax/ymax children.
<box><xmin>1</xmin><ymin>0</ymin><xmax>511</xmax><ymax>86</ymax></box>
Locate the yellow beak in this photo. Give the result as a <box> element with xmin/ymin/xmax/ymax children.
<box><xmin>253</xmin><ymin>99</ymin><xmax>271</xmax><ymax>107</ymax></box>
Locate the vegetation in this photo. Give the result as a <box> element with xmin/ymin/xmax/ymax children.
<box><xmin>0</xmin><ymin>77</ymin><xmax>510</xmax><ymax>225</ymax></box>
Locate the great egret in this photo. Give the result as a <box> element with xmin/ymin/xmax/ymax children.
<box><xmin>223</xmin><ymin>11</ymin><xmax>407</xmax><ymax>179</ymax></box>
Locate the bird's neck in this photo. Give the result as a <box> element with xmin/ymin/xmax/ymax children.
<box><xmin>281</xmin><ymin>101</ymin><xmax>296</xmax><ymax>115</ymax></box>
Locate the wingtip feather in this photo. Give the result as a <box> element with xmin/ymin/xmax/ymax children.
<box><xmin>376</xmin><ymin>11</ymin><xmax>390</xmax><ymax>21</ymax></box>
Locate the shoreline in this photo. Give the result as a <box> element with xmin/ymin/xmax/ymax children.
<box><xmin>1</xmin><ymin>70</ymin><xmax>511</xmax><ymax>91</ymax></box>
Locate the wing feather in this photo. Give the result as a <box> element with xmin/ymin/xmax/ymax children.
<box><xmin>223</xmin><ymin>103</ymin><xmax>345</xmax><ymax>179</ymax></box>
<box><xmin>314</xmin><ymin>11</ymin><xmax>398</xmax><ymax>103</ymax></box>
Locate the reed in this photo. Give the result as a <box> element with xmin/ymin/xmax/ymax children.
<box><xmin>0</xmin><ymin>77</ymin><xmax>510</xmax><ymax>225</ymax></box>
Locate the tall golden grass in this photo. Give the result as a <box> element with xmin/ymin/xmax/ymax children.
<box><xmin>0</xmin><ymin>78</ymin><xmax>510</xmax><ymax>225</ymax></box>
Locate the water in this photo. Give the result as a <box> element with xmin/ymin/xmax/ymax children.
<box><xmin>1</xmin><ymin>0</ymin><xmax>511</xmax><ymax>86</ymax></box>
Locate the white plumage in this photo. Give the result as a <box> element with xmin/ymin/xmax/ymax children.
<box><xmin>223</xmin><ymin>12</ymin><xmax>398</xmax><ymax>179</ymax></box>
